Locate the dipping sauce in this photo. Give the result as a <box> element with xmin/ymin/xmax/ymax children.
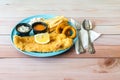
<box><xmin>32</xmin><ymin>22</ymin><xmax>48</xmax><ymax>34</ymax></box>
<box><xmin>15</xmin><ymin>23</ymin><xmax>32</xmax><ymax>36</ymax></box>
<box><xmin>17</xmin><ymin>25</ymin><xmax>30</xmax><ymax>32</ymax></box>
<box><xmin>33</xmin><ymin>24</ymin><xmax>46</xmax><ymax>31</ymax></box>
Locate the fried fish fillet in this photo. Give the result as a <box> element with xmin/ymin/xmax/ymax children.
<box><xmin>13</xmin><ymin>32</ymin><xmax>73</xmax><ymax>52</ymax></box>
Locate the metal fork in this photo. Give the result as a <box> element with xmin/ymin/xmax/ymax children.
<box><xmin>70</xmin><ymin>19</ymin><xmax>85</xmax><ymax>54</ymax></box>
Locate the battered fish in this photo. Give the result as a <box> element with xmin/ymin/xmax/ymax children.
<box><xmin>13</xmin><ymin>32</ymin><xmax>73</xmax><ymax>52</ymax></box>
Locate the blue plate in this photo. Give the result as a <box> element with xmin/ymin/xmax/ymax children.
<box><xmin>11</xmin><ymin>14</ymin><xmax>77</xmax><ymax>57</ymax></box>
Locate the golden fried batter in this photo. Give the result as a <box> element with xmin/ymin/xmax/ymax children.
<box><xmin>44</xmin><ymin>16</ymin><xmax>68</xmax><ymax>32</ymax></box>
<box><xmin>62</xmin><ymin>26</ymin><xmax>76</xmax><ymax>39</ymax></box>
<box><xmin>13</xmin><ymin>32</ymin><xmax>73</xmax><ymax>52</ymax></box>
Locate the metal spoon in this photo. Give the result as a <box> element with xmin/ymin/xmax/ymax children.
<box><xmin>82</xmin><ymin>19</ymin><xmax>95</xmax><ymax>54</ymax></box>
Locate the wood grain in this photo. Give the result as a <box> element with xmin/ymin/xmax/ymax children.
<box><xmin>0</xmin><ymin>0</ymin><xmax>120</xmax><ymax>79</ymax></box>
<box><xmin>0</xmin><ymin>58</ymin><xmax>120</xmax><ymax>80</ymax></box>
<box><xmin>0</xmin><ymin>0</ymin><xmax>120</xmax><ymax>57</ymax></box>
<box><xmin>0</xmin><ymin>18</ymin><xmax>120</xmax><ymax>34</ymax></box>
<box><xmin>0</xmin><ymin>0</ymin><xmax>120</xmax><ymax>17</ymax></box>
<box><xmin>1</xmin><ymin>35</ymin><xmax>120</xmax><ymax>45</ymax></box>
<box><xmin>0</xmin><ymin>45</ymin><xmax>120</xmax><ymax>58</ymax></box>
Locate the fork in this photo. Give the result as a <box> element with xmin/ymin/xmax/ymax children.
<box><xmin>70</xmin><ymin>19</ymin><xmax>85</xmax><ymax>54</ymax></box>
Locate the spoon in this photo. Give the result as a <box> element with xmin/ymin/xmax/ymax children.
<box><xmin>82</xmin><ymin>19</ymin><xmax>95</xmax><ymax>54</ymax></box>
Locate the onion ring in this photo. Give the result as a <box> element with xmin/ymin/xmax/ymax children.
<box><xmin>62</xmin><ymin>26</ymin><xmax>76</xmax><ymax>39</ymax></box>
<box><xmin>56</xmin><ymin>25</ymin><xmax>63</xmax><ymax>33</ymax></box>
<box><xmin>56</xmin><ymin>22</ymin><xmax>67</xmax><ymax>33</ymax></box>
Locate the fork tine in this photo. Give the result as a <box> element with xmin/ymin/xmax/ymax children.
<box><xmin>70</xmin><ymin>19</ymin><xmax>81</xmax><ymax>30</ymax></box>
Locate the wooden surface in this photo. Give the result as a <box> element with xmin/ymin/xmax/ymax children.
<box><xmin>0</xmin><ymin>0</ymin><xmax>120</xmax><ymax>80</ymax></box>
<box><xmin>0</xmin><ymin>0</ymin><xmax>120</xmax><ymax>57</ymax></box>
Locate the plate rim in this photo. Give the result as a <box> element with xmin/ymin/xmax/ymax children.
<box><xmin>10</xmin><ymin>14</ymin><xmax>77</xmax><ymax>57</ymax></box>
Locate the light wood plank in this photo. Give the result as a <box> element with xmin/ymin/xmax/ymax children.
<box><xmin>0</xmin><ymin>17</ymin><xmax>120</xmax><ymax>34</ymax></box>
<box><xmin>1</xmin><ymin>35</ymin><xmax>120</xmax><ymax>45</ymax></box>
<box><xmin>94</xmin><ymin>35</ymin><xmax>120</xmax><ymax>45</ymax></box>
<box><xmin>0</xmin><ymin>0</ymin><xmax>119</xmax><ymax>17</ymax></box>
<box><xmin>0</xmin><ymin>0</ymin><xmax>120</xmax><ymax>79</ymax></box>
<box><xmin>0</xmin><ymin>45</ymin><xmax>120</xmax><ymax>58</ymax></box>
<box><xmin>0</xmin><ymin>35</ymin><xmax>11</xmax><ymax>45</ymax></box>
<box><xmin>1</xmin><ymin>25</ymin><xmax>120</xmax><ymax>34</ymax></box>
<box><xmin>0</xmin><ymin>58</ymin><xmax>120</xmax><ymax>80</ymax></box>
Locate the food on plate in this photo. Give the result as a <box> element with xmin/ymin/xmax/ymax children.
<box><xmin>15</xmin><ymin>23</ymin><xmax>31</xmax><ymax>36</ymax></box>
<box><xmin>34</xmin><ymin>33</ymin><xmax>50</xmax><ymax>44</ymax></box>
<box><xmin>33</xmin><ymin>24</ymin><xmax>46</xmax><ymax>31</ymax></box>
<box><xmin>32</xmin><ymin>22</ymin><xmax>48</xmax><ymax>34</ymax></box>
<box><xmin>44</xmin><ymin>16</ymin><xmax>76</xmax><ymax>38</ymax></box>
<box><xmin>29</xmin><ymin>18</ymin><xmax>45</xmax><ymax>25</ymax></box>
<box><xmin>17</xmin><ymin>25</ymin><xmax>30</xmax><ymax>32</ymax></box>
<box><xmin>62</xmin><ymin>26</ymin><xmax>76</xmax><ymax>39</ymax></box>
<box><xmin>44</xmin><ymin>16</ymin><xmax>68</xmax><ymax>32</ymax></box>
<box><xmin>13</xmin><ymin>32</ymin><xmax>73</xmax><ymax>52</ymax></box>
<box><xmin>13</xmin><ymin>15</ymin><xmax>76</xmax><ymax>53</ymax></box>
<box><xmin>56</xmin><ymin>24</ymin><xmax>76</xmax><ymax>39</ymax></box>
<box><xmin>55</xmin><ymin>21</ymin><xmax>68</xmax><ymax>34</ymax></box>
<box><xmin>45</xmin><ymin>16</ymin><xmax>68</xmax><ymax>28</ymax></box>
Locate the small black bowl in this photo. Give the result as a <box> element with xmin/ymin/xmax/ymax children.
<box><xmin>15</xmin><ymin>23</ymin><xmax>32</xmax><ymax>36</ymax></box>
<box><xmin>32</xmin><ymin>22</ymin><xmax>48</xmax><ymax>34</ymax></box>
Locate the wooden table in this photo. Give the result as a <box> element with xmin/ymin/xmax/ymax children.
<box><xmin>0</xmin><ymin>0</ymin><xmax>120</xmax><ymax>80</ymax></box>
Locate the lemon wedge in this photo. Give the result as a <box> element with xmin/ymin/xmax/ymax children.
<box><xmin>34</xmin><ymin>33</ymin><xmax>50</xmax><ymax>44</ymax></box>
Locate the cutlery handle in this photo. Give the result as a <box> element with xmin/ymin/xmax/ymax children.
<box><xmin>78</xmin><ymin>31</ymin><xmax>85</xmax><ymax>53</ymax></box>
<box><xmin>75</xmin><ymin>31</ymin><xmax>85</xmax><ymax>54</ymax></box>
<box><xmin>88</xmin><ymin>31</ymin><xmax>95</xmax><ymax>54</ymax></box>
<box><xmin>75</xmin><ymin>38</ymin><xmax>80</xmax><ymax>54</ymax></box>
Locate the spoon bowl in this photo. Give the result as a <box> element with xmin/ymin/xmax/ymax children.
<box><xmin>83</xmin><ymin>19</ymin><xmax>93</xmax><ymax>30</ymax></box>
<box><xmin>82</xmin><ymin>19</ymin><xmax>95</xmax><ymax>54</ymax></box>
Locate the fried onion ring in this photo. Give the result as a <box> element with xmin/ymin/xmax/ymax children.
<box><xmin>56</xmin><ymin>25</ymin><xmax>64</xmax><ymax>33</ymax></box>
<box><xmin>62</xmin><ymin>26</ymin><xmax>76</xmax><ymax>39</ymax></box>
<box><xmin>56</xmin><ymin>21</ymin><xmax>67</xmax><ymax>33</ymax></box>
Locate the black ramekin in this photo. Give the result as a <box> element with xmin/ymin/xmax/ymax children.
<box><xmin>32</xmin><ymin>22</ymin><xmax>48</xmax><ymax>34</ymax></box>
<box><xmin>15</xmin><ymin>23</ymin><xmax>32</xmax><ymax>36</ymax></box>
